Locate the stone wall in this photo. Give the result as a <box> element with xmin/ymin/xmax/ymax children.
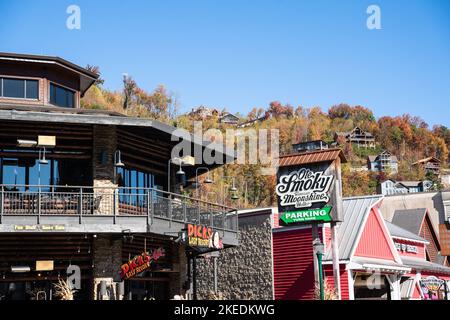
<box><xmin>196</xmin><ymin>209</ymin><xmax>274</xmax><ymax>300</ymax></box>
<box><xmin>93</xmin><ymin>125</ymin><xmax>118</xmax><ymax>214</ymax></box>
<box><xmin>92</xmin><ymin>234</ymin><xmax>122</xmax><ymax>300</ymax></box>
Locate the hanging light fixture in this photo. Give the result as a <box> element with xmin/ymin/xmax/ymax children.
<box><xmin>176</xmin><ymin>162</ymin><xmax>185</xmax><ymax>176</ymax></box>
<box><xmin>39</xmin><ymin>147</ymin><xmax>48</xmax><ymax>165</ymax></box>
<box><xmin>114</xmin><ymin>150</ymin><xmax>125</xmax><ymax>167</ymax></box>
<box><xmin>229</xmin><ymin>178</ymin><xmax>238</xmax><ymax>192</ymax></box>
<box><xmin>204</xmin><ymin>173</ymin><xmax>213</xmax><ymax>184</ymax></box>
<box><xmin>231</xmin><ymin>192</ymin><xmax>239</xmax><ymax>200</ymax></box>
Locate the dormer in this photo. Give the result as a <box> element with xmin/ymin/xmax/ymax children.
<box><xmin>0</xmin><ymin>52</ymin><xmax>98</xmax><ymax>109</ymax></box>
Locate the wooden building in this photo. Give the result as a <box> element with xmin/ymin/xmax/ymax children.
<box><xmin>334</xmin><ymin>127</ymin><xmax>375</xmax><ymax>149</ymax></box>
<box><xmin>0</xmin><ymin>52</ymin><xmax>238</xmax><ymax>300</ymax></box>
<box><xmin>412</xmin><ymin>157</ymin><xmax>441</xmax><ymax>175</ymax></box>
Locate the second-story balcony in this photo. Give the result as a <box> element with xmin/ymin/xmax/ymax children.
<box><xmin>0</xmin><ymin>184</ymin><xmax>239</xmax><ymax>246</ymax></box>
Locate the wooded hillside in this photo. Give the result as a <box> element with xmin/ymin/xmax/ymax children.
<box><xmin>81</xmin><ymin>75</ymin><xmax>450</xmax><ymax>208</ymax></box>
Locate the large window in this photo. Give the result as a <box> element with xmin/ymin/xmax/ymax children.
<box><xmin>49</xmin><ymin>83</ymin><xmax>75</xmax><ymax>108</ymax></box>
<box><xmin>0</xmin><ymin>155</ymin><xmax>91</xmax><ymax>192</ymax></box>
<box><xmin>0</xmin><ymin>77</ymin><xmax>39</xmax><ymax>99</ymax></box>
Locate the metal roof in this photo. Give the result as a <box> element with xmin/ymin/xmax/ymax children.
<box><xmin>401</xmin><ymin>256</ymin><xmax>450</xmax><ymax>275</ymax></box>
<box><xmin>278</xmin><ymin>148</ymin><xmax>346</xmax><ymax>167</ymax></box>
<box><xmin>325</xmin><ymin>195</ymin><xmax>383</xmax><ymax>260</ymax></box>
<box><xmin>385</xmin><ymin>220</ymin><xmax>428</xmax><ymax>243</ymax></box>
<box><xmin>392</xmin><ymin>208</ymin><xmax>427</xmax><ymax>235</ymax></box>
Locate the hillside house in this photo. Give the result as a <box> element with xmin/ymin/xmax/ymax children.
<box><xmin>378</xmin><ymin>179</ymin><xmax>433</xmax><ymax>196</ymax></box>
<box><xmin>412</xmin><ymin>157</ymin><xmax>441</xmax><ymax>176</ymax></box>
<box><xmin>368</xmin><ymin>151</ymin><xmax>398</xmax><ymax>174</ymax></box>
<box><xmin>334</xmin><ymin>126</ymin><xmax>375</xmax><ymax>148</ymax></box>
<box><xmin>219</xmin><ymin>112</ymin><xmax>240</xmax><ymax>125</ymax></box>
<box><xmin>292</xmin><ymin>140</ymin><xmax>329</xmax><ymax>153</ymax></box>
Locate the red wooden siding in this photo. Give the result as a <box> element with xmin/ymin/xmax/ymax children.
<box><xmin>354</xmin><ymin>208</ymin><xmax>396</xmax><ymax>261</ymax></box>
<box><xmin>324</xmin><ymin>264</ymin><xmax>350</xmax><ymax>300</ymax></box>
<box><xmin>272</xmin><ymin>228</ymin><xmax>316</xmax><ymax>300</ymax></box>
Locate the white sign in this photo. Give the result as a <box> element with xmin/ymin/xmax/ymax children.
<box><xmin>276</xmin><ymin>168</ymin><xmax>334</xmax><ymax>209</ymax></box>
<box><xmin>395</xmin><ymin>242</ymin><xmax>418</xmax><ymax>254</ymax></box>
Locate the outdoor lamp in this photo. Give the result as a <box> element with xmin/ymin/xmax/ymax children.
<box><xmin>39</xmin><ymin>147</ymin><xmax>48</xmax><ymax>165</ymax></box>
<box><xmin>176</xmin><ymin>162</ymin><xmax>185</xmax><ymax>176</ymax></box>
<box><xmin>313</xmin><ymin>240</ymin><xmax>325</xmax><ymax>300</ymax></box>
<box><xmin>114</xmin><ymin>150</ymin><xmax>125</xmax><ymax>167</ymax></box>
<box><xmin>204</xmin><ymin>174</ymin><xmax>214</xmax><ymax>184</ymax></box>
<box><xmin>231</xmin><ymin>192</ymin><xmax>239</xmax><ymax>200</ymax></box>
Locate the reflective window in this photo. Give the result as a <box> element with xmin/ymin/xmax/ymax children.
<box><xmin>25</xmin><ymin>80</ymin><xmax>39</xmax><ymax>99</ymax></box>
<box><xmin>50</xmin><ymin>83</ymin><xmax>75</xmax><ymax>108</ymax></box>
<box><xmin>3</xmin><ymin>78</ymin><xmax>24</xmax><ymax>98</ymax></box>
<box><xmin>1</xmin><ymin>78</ymin><xmax>39</xmax><ymax>99</ymax></box>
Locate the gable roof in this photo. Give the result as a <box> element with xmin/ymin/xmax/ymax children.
<box><xmin>385</xmin><ymin>220</ymin><xmax>428</xmax><ymax>243</ymax></box>
<box><xmin>392</xmin><ymin>208</ymin><xmax>427</xmax><ymax>235</ymax></box>
<box><xmin>412</xmin><ymin>157</ymin><xmax>441</xmax><ymax>165</ymax></box>
<box><xmin>325</xmin><ymin>195</ymin><xmax>383</xmax><ymax>261</ymax></box>
<box><xmin>219</xmin><ymin>113</ymin><xmax>239</xmax><ymax>120</ymax></box>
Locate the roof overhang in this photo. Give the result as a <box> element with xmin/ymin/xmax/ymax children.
<box><xmin>0</xmin><ymin>107</ymin><xmax>237</xmax><ymax>164</ymax></box>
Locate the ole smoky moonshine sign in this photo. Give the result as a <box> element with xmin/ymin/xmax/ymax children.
<box><xmin>276</xmin><ymin>168</ymin><xmax>334</xmax><ymax>224</ymax></box>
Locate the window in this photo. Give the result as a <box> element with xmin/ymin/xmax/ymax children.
<box><xmin>49</xmin><ymin>83</ymin><xmax>75</xmax><ymax>108</ymax></box>
<box><xmin>0</xmin><ymin>77</ymin><xmax>39</xmax><ymax>99</ymax></box>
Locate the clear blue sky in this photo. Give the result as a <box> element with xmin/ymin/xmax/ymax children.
<box><xmin>1</xmin><ymin>0</ymin><xmax>449</xmax><ymax>126</ymax></box>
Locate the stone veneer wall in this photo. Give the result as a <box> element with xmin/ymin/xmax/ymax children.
<box><xmin>92</xmin><ymin>234</ymin><xmax>123</xmax><ymax>300</ymax></box>
<box><xmin>196</xmin><ymin>209</ymin><xmax>274</xmax><ymax>300</ymax></box>
<box><xmin>93</xmin><ymin>125</ymin><xmax>118</xmax><ymax>214</ymax></box>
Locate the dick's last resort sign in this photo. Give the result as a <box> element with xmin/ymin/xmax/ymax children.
<box><xmin>276</xmin><ymin>168</ymin><xmax>334</xmax><ymax>225</ymax></box>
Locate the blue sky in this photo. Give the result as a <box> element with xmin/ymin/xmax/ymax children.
<box><xmin>0</xmin><ymin>0</ymin><xmax>449</xmax><ymax>126</ymax></box>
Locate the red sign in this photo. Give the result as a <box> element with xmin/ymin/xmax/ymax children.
<box><xmin>119</xmin><ymin>247</ymin><xmax>165</xmax><ymax>280</ymax></box>
<box><xmin>187</xmin><ymin>223</ymin><xmax>223</xmax><ymax>249</ymax></box>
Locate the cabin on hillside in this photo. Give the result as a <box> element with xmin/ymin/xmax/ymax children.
<box><xmin>219</xmin><ymin>112</ymin><xmax>240</xmax><ymax>125</ymax></box>
<box><xmin>412</xmin><ymin>157</ymin><xmax>441</xmax><ymax>176</ymax></box>
<box><xmin>188</xmin><ymin>106</ymin><xmax>219</xmax><ymax>119</ymax></box>
<box><xmin>292</xmin><ymin>140</ymin><xmax>329</xmax><ymax>153</ymax></box>
<box><xmin>367</xmin><ymin>150</ymin><xmax>398</xmax><ymax>174</ymax></box>
<box><xmin>334</xmin><ymin>126</ymin><xmax>375</xmax><ymax>148</ymax></box>
<box><xmin>377</xmin><ymin>179</ymin><xmax>433</xmax><ymax>195</ymax></box>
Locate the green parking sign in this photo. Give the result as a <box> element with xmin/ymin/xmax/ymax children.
<box><xmin>280</xmin><ymin>206</ymin><xmax>333</xmax><ymax>224</ymax></box>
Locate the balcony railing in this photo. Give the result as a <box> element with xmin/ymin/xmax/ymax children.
<box><xmin>0</xmin><ymin>185</ymin><xmax>238</xmax><ymax>233</ymax></box>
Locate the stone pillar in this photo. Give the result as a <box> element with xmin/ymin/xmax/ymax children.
<box><xmin>92</xmin><ymin>234</ymin><xmax>123</xmax><ymax>300</ymax></box>
<box><xmin>93</xmin><ymin>125</ymin><xmax>118</xmax><ymax>214</ymax></box>
<box><xmin>168</xmin><ymin>244</ymin><xmax>188</xmax><ymax>299</ymax></box>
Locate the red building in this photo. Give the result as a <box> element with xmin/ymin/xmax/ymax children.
<box><xmin>272</xmin><ymin>195</ymin><xmax>450</xmax><ymax>300</ymax></box>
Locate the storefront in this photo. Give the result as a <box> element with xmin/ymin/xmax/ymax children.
<box><xmin>273</xmin><ymin>194</ymin><xmax>450</xmax><ymax>300</ymax></box>
<box><xmin>0</xmin><ymin>233</ymin><xmax>94</xmax><ymax>300</ymax></box>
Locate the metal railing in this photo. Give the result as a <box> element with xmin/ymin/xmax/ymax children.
<box><xmin>0</xmin><ymin>184</ymin><xmax>238</xmax><ymax>232</ymax></box>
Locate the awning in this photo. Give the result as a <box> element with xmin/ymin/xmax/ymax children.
<box><xmin>349</xmin><ymin>257</ymin><xmax>411</xmax><ymax>274</ymax></box>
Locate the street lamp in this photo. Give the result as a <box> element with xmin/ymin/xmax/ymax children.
<box><xmin>114</xmin><ymin>150</ymin><xmax>125</xmax><ymax>184</ymax></box>
<box><xmin>313</xmin><ymin>240</ymin><xmax>325</xmax><ymax>300</ymax></box>
<box><xmin>195</xmin><ymin>167</ymin><xmax>214</xmax><ymax>197</ymax></box>
<box><xmin>167</xmin><ymin>157</ymin><xmax>186</xmax><ymax>193</ymax></box>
